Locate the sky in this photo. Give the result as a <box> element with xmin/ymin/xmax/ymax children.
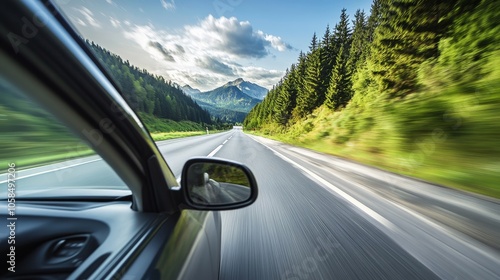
<box><xmin>57</xmin><ymin>0</ymin><xmax>373</xmax><ymax>91</ymax></box>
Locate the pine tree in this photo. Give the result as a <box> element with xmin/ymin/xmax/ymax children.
<box><xmin>309</xmin><ymin>32</ymin><xmax>318</xmax><ymax>53</ymax></box>
<box><xmin>296</xmin><ymin>33</ymin><xmax>323</xmax><ymax>116</ymax></box>
<box><xmin>277</xmin><ymin>64</ymin><xmax>298</xmax><ymax>125</ymax></box>
<box><xmin>365</xmin><ymin>0</ymin><xmax>383</xmax><ymax>45</ymax></box>
<box><xmin>321</xmin><ymin>25</ymin><xmax>331</xmax><ymax>48</ymax></box>
<box><xmin>325</xmin><ymin>45</ymin><xmax>350</xmax><ymax>109</ymax></box>
<box><xmin>300</xmin><ymin>49</ymin><xmax>322</xmax><ymax>115</ymax></box>
<box><xmin>347</xmin><ymin>9</ymin><xmax>367</xmax><ymax>76</ymax></box>
<box><xmin>332</xmin><ymin>9</ymin><xmax>352</xmax><ymax>56</ymax></box>
<box><xmin>292</xmin><ymin>52</ymin><xmax>308</xmax><ymax>120</ymax></box>
<box><xmin>320</xmin><ymin>25</ymin><xmax>335</xmax><ymax>101</ymax></box>
<box><xmin>324</xmin><ymin>8</ymin><xmax>353</xmax><ymax>110</ymax></box>
<box><xmin>273</xmin><ymin>70</ymin><xmax>289</xmax><ymax>124</ymax></box>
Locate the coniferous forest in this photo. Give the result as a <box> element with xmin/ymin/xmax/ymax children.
<box><xmin>243</xmin><ymin>0</ymin><xmax>500</xmax><ymax>197</ymax></box>
<box><xmin>87</xmin><ymin>41</ymin><xmax>215</xmax><ymax>130</ymax></box>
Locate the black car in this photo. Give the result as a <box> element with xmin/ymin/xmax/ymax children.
<box><xmin>0</xmin><ymin>1</ymin><xmax>257</xmax><ymax>279</ymax></box>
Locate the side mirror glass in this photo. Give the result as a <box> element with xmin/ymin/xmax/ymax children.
<box><xmin>180</xmin><ymin>157</ymin><xmax>258</xmax><ymax>210</ymax></box>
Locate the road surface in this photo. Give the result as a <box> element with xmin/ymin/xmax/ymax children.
<box><xmin>1</xmin><ymin>129</ymin><xmax>499</xmax><ymax>279</ymax></box>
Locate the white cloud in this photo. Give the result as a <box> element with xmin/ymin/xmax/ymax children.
<box><xmin>149</xmin><ymin>41</ymin><xmax>176</xmax><ymax>62</ymax></box>
<box><xmin>74</xmin><ymin>17</ymin><xmax>87</xmax><ymax>27</ymax></box>
<box><xmin>184</xmin><ymin>15</ymin><xmax>292</xmax><ymax>59</ymax></box>
<box><xmin>264</xmin><ymin>34</ymin><xmax>293</xmax><ymax>51</ymax></box>
<box><xmin>195</xmin><ymin>56</ymin><xmax>235</xmax><ymax>76</ymax></box>
<box><xmin>109</xmin><ymin>17</ymin><xmax>121</xmax><ymax>28</ymax></box>
<box><xmin>75</xmin><ymin>7</ymin><xmax>101</xmax><ymax>28</ymax></box>
<box><xmin>237</xmin><ymin>66</ymin><xmax>284</xmax><ymax>89</ymax></box>
<box><xmin>122</xmin><ymin>15</ymin><xmax>290</xmax><ymax>90</ymax></box>
<box><xmin>160</xmin><ymin>0</ymin><xmax>175</xmax><ymax>10</ymax></box>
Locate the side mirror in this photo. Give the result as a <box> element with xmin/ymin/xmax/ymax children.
<box><xmin>180</xmin><ymin>157</ymin><xmax>258</xmax><ymax>210</ymax></box>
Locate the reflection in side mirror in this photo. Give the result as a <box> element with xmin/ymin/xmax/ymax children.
<box><xmin>181</xmin><ymin>157</ymin><xmax>258</xmax><ymax>210</ymax></box>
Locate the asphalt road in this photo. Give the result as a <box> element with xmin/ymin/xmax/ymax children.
<box><xmin>1</xmin><ymin>129</ymin><xmax>499</xmax><ymax>279</ymax></box>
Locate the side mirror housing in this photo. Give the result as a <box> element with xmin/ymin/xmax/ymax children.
<box><xmin>179</xmin><ymin>157</ymin><xmax>258</xmax><ymax>210</ymax></box>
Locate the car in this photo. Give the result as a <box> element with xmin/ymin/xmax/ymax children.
<box><xmin>0</xmin><ymin>1</ymin><xmax>258</xmax><ymax>279</ymax></box>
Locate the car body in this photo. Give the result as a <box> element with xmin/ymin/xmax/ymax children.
<box><xmin>0</xmin><ymin>1</ymin><xmax>257</xmax><ymax>279</ymax></box>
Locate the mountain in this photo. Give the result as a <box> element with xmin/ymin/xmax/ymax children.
<box><xmin>194</xmin><ymin>84</ymin><xmax>260</xmax><ymax>112</ymax></box>
<box><xmin>181</xmin><ymin>84</ymin><xmax>201</xmax><ymax>95</ymax></box>
<box><xmin>186</xmin><ymin>78</ymin><xmax>265</xmax><ymax>122</ymax></box>
<box><xmin>225</xmin><ymin>78</ymin><xmax>268</xmax><ymax>100</ymax></box>
<box><xmin>191</xmin><ymin>99</ymin><xmax>248</xmax><ymax>123</ymax></box>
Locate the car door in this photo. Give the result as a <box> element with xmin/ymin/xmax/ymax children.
<box><xmin>0</xmin><ymin>1</ymin><xmax>256</xmax><ymax>279</ymax></box>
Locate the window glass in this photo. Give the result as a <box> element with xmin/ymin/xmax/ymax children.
<box><xmin>0</xmin><ymin>78</ymin><xmax>127</xmax><ymax>197</ymax></box>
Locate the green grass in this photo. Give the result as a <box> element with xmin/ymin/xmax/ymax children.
<box><xmin>150</xmin><ymin>131</ymin><xmax>208</xmax><ymax>141</ymax></box>
<box><xmin>138</xmin><ymin>112</ymin><xmax>207</xmax><ymax>133</ymax></box>
<box><xmin>1</xmin><ymin>130</ymin><xmax>218</xmax><ymax>171</ymax></box>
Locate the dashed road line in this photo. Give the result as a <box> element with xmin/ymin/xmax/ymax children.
<box><xmin>207</xmin><ymin>145</ymin><xmax>223</xmax><ymax>157</ymax></box>
<box><xmin>206</xmin><ymin>134</ymin><xmax>233</xmax><ymax>158</ymax></box>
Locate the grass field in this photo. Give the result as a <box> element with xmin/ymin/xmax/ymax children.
<box><xmin>150</xmin><ymin>131</ymin><xmax>208</xmax><ymax>141</ymax></box>
<box><xmin>2</xmin><ymin>130</ymin><xmax>216</xmax><ymax>171</ymax></box>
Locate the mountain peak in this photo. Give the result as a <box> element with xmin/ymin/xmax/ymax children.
<box><xmin>224</xmin><ymin>78</ymin><xmax>245</xmax><ymax>87</ymax></box>
<box><xmin>181</xmin><ymin>84</ymin><xmax>201</xmax><ymax>95</ymax></box>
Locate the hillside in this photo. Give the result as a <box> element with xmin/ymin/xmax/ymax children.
<box><xmin>87</xmin><ymin>41</ymin><xmax>214</xmax><ymax>130</ymax></box>
<box><xmin>244</xmin><ymin>0</ymin><xmax>500</xmax><ymax>198</ymax></box>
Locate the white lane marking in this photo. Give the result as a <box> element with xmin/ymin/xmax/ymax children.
<box><xmin>206</xmin><ymin>135</ymin><xmax>232</xmax><ymax>157</ymax></box>
<box><xmin>0</xmin><ymin>158</ymin><xmax>102</xmax><ymax>184</ymax></box>
<box><xmin>251</xmin><ymin>136</ymin><xmax>395</xmax><ymax>230</ymax></box>
<box><xmin>207</xmin><ymin>145</ymin><xmax>223</xmax><ymax>158</ymax></box>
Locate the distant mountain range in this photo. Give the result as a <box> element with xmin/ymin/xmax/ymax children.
<box><xmin>181</xmin><ymin>78</ymin><xmax>268</xmax><ymax>122</ymax></box>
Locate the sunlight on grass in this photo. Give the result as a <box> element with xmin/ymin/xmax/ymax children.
<box><xmin>151</xmin><ymin>131</ymin><xmax>207</xmax><ymax>141</ymax></box>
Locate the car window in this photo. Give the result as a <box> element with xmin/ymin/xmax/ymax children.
<box><xmin>0</xmin><ymin>76</ymin><xmax>127</xmax><ymax>197</ymax></box>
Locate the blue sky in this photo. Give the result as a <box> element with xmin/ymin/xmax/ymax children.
<box><xmin>58</xmin><ymin>0</ymin><xmax>373</xmax><ymax>91</ymax></box>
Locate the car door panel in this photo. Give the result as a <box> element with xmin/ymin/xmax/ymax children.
<box><xmin>0</xmin><ymin>201</ymin><xmax>156</xmax><ymax>279</ymax></box>
<box><xmin>122</xmin><ymin>210</ymin><xmax>221</xmax><ymax>280</ymax></box>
